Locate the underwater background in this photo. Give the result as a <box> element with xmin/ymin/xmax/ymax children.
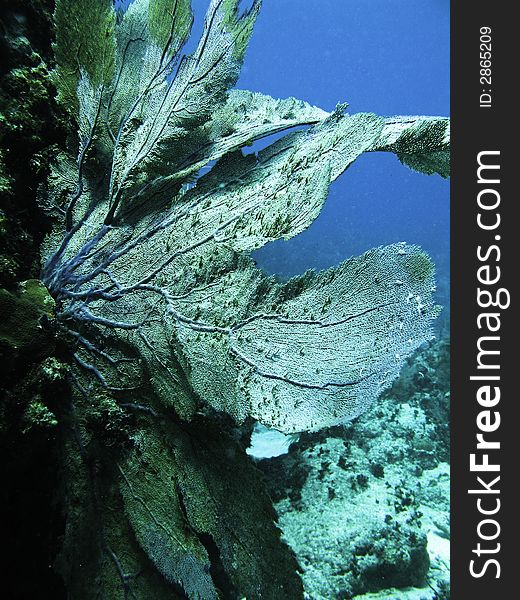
<box><xmin>1</xmin><ymin>1</ymin><xmax>450</xmax><ymax>599</ymax></box>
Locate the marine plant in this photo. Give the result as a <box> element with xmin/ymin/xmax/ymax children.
<box><xmin>37</xmin><ymin>0</ymin><xmax>450</xmax><ymax>597</ymax></box>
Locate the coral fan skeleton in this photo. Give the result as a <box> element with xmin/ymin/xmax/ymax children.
<box><xmin>34</xmin><ymin>0</ymin><xmax>450</xmax><ymax>596</ymax></box>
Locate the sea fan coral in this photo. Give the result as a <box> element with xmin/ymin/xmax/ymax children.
<box><xmin>36</xmin><ymin>1</ymin><xmax>450</xmax><ymax>597</ymax></box>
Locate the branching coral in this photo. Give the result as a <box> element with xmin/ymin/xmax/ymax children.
<box><xmin>38</xmin><ymin>1</ymin><xmax>450</xmax><ymax>597</ymax></box>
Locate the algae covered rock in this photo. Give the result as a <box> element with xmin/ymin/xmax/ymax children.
<box><xmin>0</xmin><ymin>279</ymin><xmax>55</xmax><ymax>362</ymax></box>
<box><xmin>0</xmin><ymin>0</ymin><xmax>69</xmax><ymax>288</ymax></box>
<box><xmin>22</xmin><ymin>397</ymin><xmax>58</xmax><ymax>432</ymax></box>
